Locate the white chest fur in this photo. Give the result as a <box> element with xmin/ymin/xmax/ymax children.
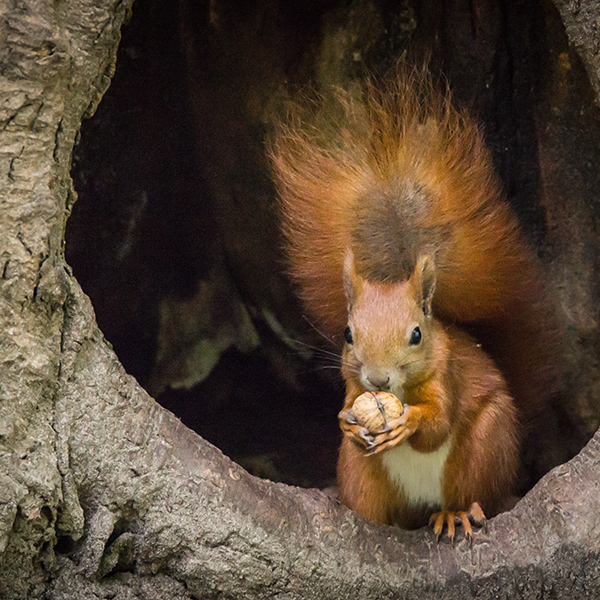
<box><xmin>380</xmin><ymin>437</ymin><xmax>452</xmax><ymax>507</ymax></box>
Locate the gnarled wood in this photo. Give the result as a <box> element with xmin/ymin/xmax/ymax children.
<box><xmin>0</xmin><ymin>0</ymin><xmax>599</xmax><ymax>598</ymax></box>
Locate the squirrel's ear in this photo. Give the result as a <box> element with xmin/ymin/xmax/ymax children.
<box><xmin>343</xmin><ymin>249</ymin><xmax>363</xmax><ymax>309</ymax></box>
<box><xmin>412</xmin><ymin>254</ymin><xmax>436</xmax><ymax>317</ymax></box>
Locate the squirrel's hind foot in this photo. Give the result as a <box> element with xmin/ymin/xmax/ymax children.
<box><xmin>429</xmin><ymin>502</ymin><xmax>486</xmax><ymax>544</ymax></box>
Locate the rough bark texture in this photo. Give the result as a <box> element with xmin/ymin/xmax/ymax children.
<box><xmin>552</xmin><ymin>0</ymin><xmax>600</xmax><ymax>101</ymax></box>
<box><xmin>0</xmin><ymin>1</ymin><xmax>600</xmax><ymax>599</ymax></box>
<box><xmin>0</xmin><ymin>0</ymin><xmax>133</xmax><ymax>595</ymax></box>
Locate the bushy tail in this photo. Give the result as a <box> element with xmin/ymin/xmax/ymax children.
<box><xmin>269</xmin><ymin>66</ymin><xmax>564</xmax><ymax>471</ymax></box>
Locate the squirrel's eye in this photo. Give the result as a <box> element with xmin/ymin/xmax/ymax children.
<box><xmin>409</xmin><ymin>326</ymin><xmax>422</xmax><ymax>346</ymax></box>
<box><xmin>344</xmin><ymin>326</ymin><xmax>354</xmax><ymax>345</ymax></box>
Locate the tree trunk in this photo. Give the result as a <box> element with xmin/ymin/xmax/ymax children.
<box><xmin>1</xmin><ymin>0</ymin><xmax>599</xmax><ymax>598</ymax></box>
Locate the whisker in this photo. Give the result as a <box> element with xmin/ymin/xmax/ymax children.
<box><xmin>286</xmin><ymin>338</ymin><xmax>343</xmax><ymax>359</ymax></box>
<box><xmin>314</xmin><ymin>365</ymin><xmax>350</xmax><ymax>372</ymax></box>
<box><xmin>302</xmin><ymin>315</ymin><xmax>339</xmax><ymax>347</ymax></box>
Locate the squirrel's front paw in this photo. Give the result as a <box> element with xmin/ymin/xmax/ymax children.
<box><xmin>339</xmin><ymin>391</ymin><xmax>403</xmax><ymax>450</ymax></box>
<box><xmin>364</xmin><ymin>404</ymin><xmax>421</xmax><ymax>456</ymax></box>
<box><xmin>338</xmin><ymin>408</ymin><xmax>375</xmax><ymax>449</ymax></box>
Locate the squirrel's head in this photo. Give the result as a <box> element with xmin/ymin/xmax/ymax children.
<box><xmin>341</xmin><ymin>250</ymin><xmax>439</xmax><ymax>397</ymax></box>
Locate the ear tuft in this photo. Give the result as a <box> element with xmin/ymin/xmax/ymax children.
<box><xmin>413</xmin><ymin>254</ymin><xmax>436</xmax><ymax>317</ymax></box>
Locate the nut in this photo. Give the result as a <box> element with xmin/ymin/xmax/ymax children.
<box><xmin>352</xmin><ymin>391</ymin><xmax>403</xmax><ymax>433</ymax></box>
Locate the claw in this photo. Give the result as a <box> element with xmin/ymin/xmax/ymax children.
<box><xmin>429</xmin><ymin>512</ymin><xmax>445</xmax><ymax>542</ymax></box>
<box><xmin>446</xmin><ymin>513</ymin><xmax>455</xmax><ymax>544</ymax></box>
<box><xmin>358</xmin><ymin>427</ymin><xmax>374</xmax><ymax>443</ymax></box>
<box><xmin>456</xmin><ymin>512</ymin><xmax>474</xmax><ymax>545</ymax></box>
<box><xmin>338</xmin><ymin>408</ymin><xmax>356</xmax><ymax>427</ymax></box>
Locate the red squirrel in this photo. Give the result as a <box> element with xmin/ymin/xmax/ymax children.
<box><xmin>336</xmin><ymin>251</ymin><xmax>517</xmax><ymax>539</ymax></box>
<box><xmin>270</xmin><ymin>67</ymin><xmax>560</xmax><ymax>539</ymax></box>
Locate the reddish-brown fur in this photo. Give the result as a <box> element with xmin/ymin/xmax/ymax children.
<box><xmin>270</xmin><ymin>66</ymin><xmax>560</xmax><ymax>529</ymax></box>
<box><xmin>338</xmin><ymin>322</ymin><xmax>518</xmax><ymax>528</ymax></box>
<box><xmin>336</xmin><ymin>266</ymin><xmax>518</xmax><ymax>528</ymax></box>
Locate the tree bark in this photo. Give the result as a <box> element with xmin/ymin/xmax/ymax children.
<box><xmin>552</xmin><ymin>0</ymin><xmax>600</xmax><ymax>101</ymax></box>
<box><xmin>1</xmin><ymin>0</ymin><xmax>599</xmax><ymax>599</ymax></box>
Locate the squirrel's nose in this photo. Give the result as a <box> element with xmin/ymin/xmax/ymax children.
<box><xmin>366</xmin><ymin>374</ymin><xmax>390</xmax><ymax>390</ymax></box>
